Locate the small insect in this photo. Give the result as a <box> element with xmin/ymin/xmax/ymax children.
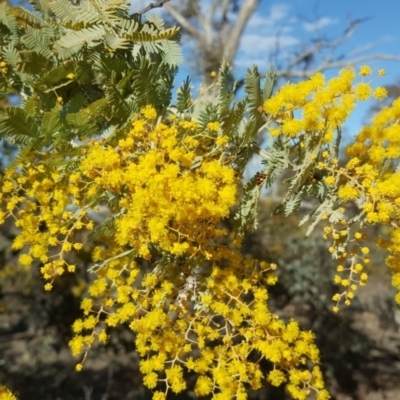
<box><xmin>255</xmin><ymin>172</ymin><xmax>267</xmax><ymax>186</ymax></box>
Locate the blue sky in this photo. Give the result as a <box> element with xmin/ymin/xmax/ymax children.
<box><xmin>238</xmin><ymin>0</ymin><xmax>400</xmax><ymax>76</ymax></box>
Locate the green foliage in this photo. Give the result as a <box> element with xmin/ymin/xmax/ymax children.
<box><xmin>217</xmin><ymin>62</ymin><xmax>236</xmax><ymax>113</ymax></box>
<box><xmin>233</xmin><ymin>175</ymin><xmax>262</xmax><ymax>235</ymax></box>
<box><xmin>0</xmin><ymin>0</ymin><xmax>182</xmax><ymax>170</ymax></box>
<box><xmin>263</xmin><ymin>66</ymin><xmax>277</xmax><ymax>102</ymax></box>
<box><xmin>244</xmin><ymin>65</ymin><xmax>262</xmax><ymax>122</ymax></box>
<box><xmin>0</xmin><ymin>107</ymin><xmax>38</xmax><ymax>141</ymax></box>
<box><xmin>0</xmin><ymin>3</ymin><xmax>18</xmax><ymax>40</ymax></box>
<box><xmin>176</xmin><ymin>76</ymin><xmax>192</xmax><ymax>113</ymax></box>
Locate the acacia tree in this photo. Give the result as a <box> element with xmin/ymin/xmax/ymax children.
<box><xmin>1</xmin><ymin>1</ymin><xmax>400</xmax><ymax>399</ymax></box>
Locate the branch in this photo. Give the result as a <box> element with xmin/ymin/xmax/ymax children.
<box><xmin>163</xmin><ymin>2</ymin><xmax>203</xmax><ymax>42</ymax></box>
<box><xmin>131</xmin><ymin>0</ymin><xmax>171</xmax><ymax>17</ymax></box>
<box><xmin>203</xmin><ymin>0</ymin><xmax>217</xmax><ymax>47</ymax></box>
<box><xmin>276</xmin><ymin>54</ymin><xmax>400</xmax><ymax>80</ymax></box>
<box><xmin>234</xmin><ymin>50</ymin><xmax>400</xmax><ymax>91</ymax></box>
<box><xmin>222</xmin><ymin>0</ymin><xmax>259</xmax><ymax>64</ymax></box>
<box><xmin>269</xmin><ymin>18</ymin><xmax>400</xmax><ymax>80</ymax></box>
<box><xmin>221</xmin><ymin>0</ymin><xmax>230</xmax><ymax>22</ymax></box>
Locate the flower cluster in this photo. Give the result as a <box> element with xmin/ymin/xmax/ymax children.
<box><xmin>0</xmin><ymin>385</ymin><xmax>18</xmax><ymax>400</ymax></box>
<box><xmin>0</xmin><ymin>106</ymin><xmax>328</xmax><ymax>399</ymax></box>
<box><xmin>0</xmin><ymin>161</ymin><xmax>92</xmax><ymax>289</ymax></box>
<box><xmin>344</xmin><ymin>95</ymin><xmax>400</xmax><ymax>305</ymax></box>
<box><xmin>317</xmin><ymin>83</ymin><xmax>400</xmax><ymax>308</ymax></box>
<box><xmin>78</xmin><ymin>113</ymin><xmax>236</xmax><ymax>259</ymax></box>
<box><xmin>0</xmin><ymin>59</ymin><xmax>7</xmax><ymax>75</ymax></box>
<box><xmin>263</xmin><ymin>66</ymin><xmax>400</xmax><ymax>309</ymax></box>
<box><xmin>264</xmin><ymin>66</ymin><xmax>386</xmax><ymax>142</ymax></box>
<box><xmin>71</xmin><ymin>251</ymin><xmax>328</xmax><ymax>400</ymax></box>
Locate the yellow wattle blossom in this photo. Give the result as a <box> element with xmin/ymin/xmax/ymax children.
<box><xmin>195</xmin><ymin>376</ymin><xmax>214</xmax><ymax>396</ymax></box>
<box><xmin>207</xmin><ymin>121</ymin><xmax>220</xmax><ymax>131</ymax></box>
<box><xmin>0</xmin><ymin>108</ymin><xmax>319</xmax><ymax>398</ymax></box>
<box><xmin>262</xmin><ymin>66</ymin><xmax>400</xmax><ymax>310</ymax></box>
<box><xmin>373</xmin><ymin>86</ymin><xmax>388</xmax><ymax>101</ymax></box>
<box><xmin>359</xmin><ymin>65</ymin><xmax>372</xmax><ymax>76</ymax></box>
<box><xmin>263</xmin><ymin>67</ymin><xmax>377</xmax><ymax>143</ymax></box>
<box><xmin>140</xmin><ymin>105</ymin><xmax>157</xmax><ymax>120</ymax></box>
<box><xmin>355</xmin><ymin>82</ymin><xmax>371</xmax><ymax>100</ymax></box>
<box><xmin>324</xmin><ymin>176</ymin><xmax>335</xmax><ymax>185</ymax></box>
<box><xmin>6</xmin><ymin>54</ymin><xmax>400</xmax><ymax>396</ymax></box>
<box><xmin>0</xmin><ymin>385</ymin><xmax>18</xmax><ymax>400</ymax></box>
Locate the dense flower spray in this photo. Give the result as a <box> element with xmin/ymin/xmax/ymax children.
<box><xmin>263</xmin><ymin>65</ymin><xmax>400</xmax><ymax>311</ymax></box>
<box><xmin>1</xmin><ymin>62</ymin><xmax>400</xmax><ymax>400</ymax></box>
<box><xmin>0</xmin><ymin>103</ymin><xmax>330</xmax><ymax>399</ymax></box>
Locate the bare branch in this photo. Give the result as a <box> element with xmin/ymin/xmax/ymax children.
<box><xmin>280</xmin><ymin>54</ymin><xmax>400</xmax><ymax>79</ymax></box>
<box><xmin>347</xmin><ymin>38</ymin><xmax>389</xmax><ymax>57</ymax></box>
<box><xmin>131</xmin><ymin>0</ymin><xmax>171</xmax><ymax>16</ymax></box>
<box><xmin>271</xmin><ymin>18</ymin><xmax>400</xmax><ymax>80</ymax></box>
<box><xmin>283</xmin><ymin>19</ymin><xmax>362</xmax><ymax>73</ymax></box>
<box><xmin>203</xmin><ymin>1</ymin><xmax>215</xmax><ymax>47</ymax></box>
<box><xmin>222</xmin><ymin>0</ymin><xmax>259</xmax><ymax>63</ymax></box>
<box><xmin>164</xmin><ymin>2</ymin><xmax>203</xmax><ymax>42</ymax></box>
<box><xmin>221</xmin><ymin>0</ymin><xmax>230</xmax><ymax>22</ymax></box>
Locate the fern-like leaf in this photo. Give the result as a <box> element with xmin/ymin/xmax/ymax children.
<box><xmin>244</xmin><ymin>66</ymin><xmax>262</xmax><ymax>121</ymax></box>
<box><xmin>117</xmin><ymin>18</ymin><xmax>140</xmax><ymax>35</ymax></box>
<box><xmin>217</xmin><ymin>63</ymin><xmax>235</xmax><ymax>115</ymax></box>
<box><xmin>234</xmin><ymin>175</ymin><xmax>262</xmax><ymax>235</ymax></box>
<box><xmin>0</xmin><ymin>107</ymin><xmax>39</xmax><ymax>139</ymax></box>
<box><xmin>125</xmin><ymin>25</ymin><xmax>180</xmax><ymax>43</ymax></box>
<box><xmin>14</xmin><ymin>7</ymin><xmax>46</xmax><ymax>28</ymax></box>
<box><xmin>0</xmin><ymin>3</ymin><xmax>19</xmax><ymax>40</ymax></box>
<box><xmin>41</xmin><ymin>104</ymin><xmax>62</xmax><ymax>138</ymax></box>
<box><xmin>54</xmin><ymin>26</ymin><xmax>106</xmax><ymax>51</ymax></box>
<box><xmin>160</xmin><ymin>39</ymin><xmax>183</xmax><ymax>67</ymax></box>
<box><xmin>262</xmin><ymin>66</ymin><xmax>276</xmax><ymax>102</ymax></box>
<box><xmin>21</xmin><ymin>26</ymin><xmax>55</xmax><ymax>59</ymax></box>
<box><xmin>176</xmin><ymin>76</ymin><xmax>191</xmax><ymax>113</ymax></box>
<box><xmin>18</xmin><ymin>50</ymin><xmax>50</xmax><ymax>74</ymax></box>
<box><xmin>104</xmin><ymin>32</ymin><xmax>130</xmax><ymax>50</ymax></box>
<box><xmin>220</xmin><ymin>101</ymin><xmax>245</xmax><ymax>140</ymax></box>
<box><xmin>49</xmin><ymin>0</ymin><xmax>98</xmax><ymax>26</ymax></box>
<box><xmin>37</xmin><ymin>62</ymin><xmax>73</xmax><ymax>88</ymax></box>
<box><xmin>1</xmin><ymin>43</ymin><xmax>19</xmax><ymax>67</ymax></box>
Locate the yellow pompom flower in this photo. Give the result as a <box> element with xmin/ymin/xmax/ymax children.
<box><xmin>359</xmin><ymin>65</ymin><xmax>372</xmax><ymax>76</ymax></box>
<box><xmin>373</xmin><ymin>87</ymin><xmax>388</xmax><ymax>101</ymax></box>
<box><xmin>0</xmin><ymin>385</ymin><xmax>18</xmax><ymax>400</ymax></box>
<box><xmin>194</xmin><ymin>376</ymin><xmax>213</xmax><ymax>396</ymax></box>
<box><xmin>140</xmin><ymin>105</ymin><xmax>157</xmax><ymax>120</ymax></box>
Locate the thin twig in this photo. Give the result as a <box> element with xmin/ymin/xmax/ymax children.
<box><xmin>131</xmin><ymin>0</ymin><xmax>171</xmax><ymax>17</ymax></box>
<box><xmin>164</xmin><ymin>2</ymin><xmax>203</xmax><ymax>42</ymax></box>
